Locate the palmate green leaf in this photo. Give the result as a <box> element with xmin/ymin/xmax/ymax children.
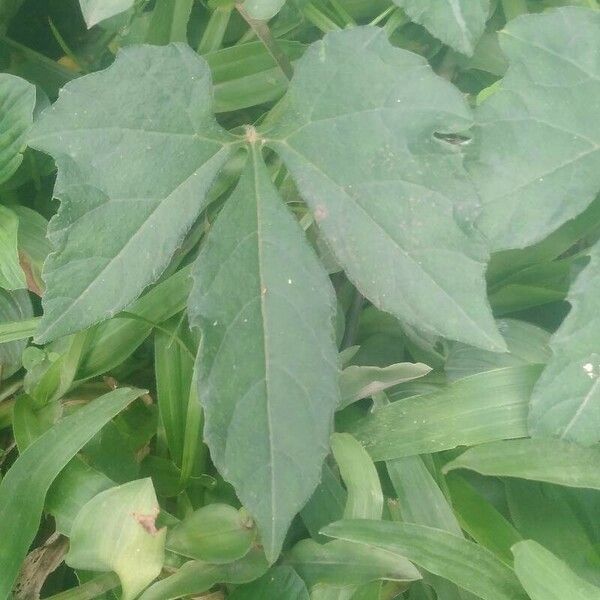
<box><xmin>188</xmin><ymin>147</ymin><xmax>339</xmax><ymax>562</ymax></box>
<box><xmin>266</xmin><ymin>26</ymin><xmax>505</xmax><ymax>352</ymax></box>
<box><xmin>512</xmin><ymin>540</ymin><xmax>600</xmax><ymax>600</ymax></box>
<box><xmin>392</xmin><ymin>0</ymin><xmax>490</xmax><ymax>56</ymax></box>
<box><xmin>444</xmin><ymin>438</ymin><xmax>600</xmax><ymax>490</ymax></box>
<box><xmin>529</xmin><ymin>242</ymin><xmax>600</xmax><ymax>444</ymax></box>
<box><xmin>0</xmin><ymin>73</ymin><xmax>35</xmax><ymax>184</ymax></box>
<box><xmin>28</xmin><ymin>43</ymin><xmax>235</xmax><ymax>344</ymax></box>
<box><xmin>0</xmin><ymin>387</ymin><xmax>144</xmax><ymax>599</ymax></box>
<box><xmin>468</xmin><ymin>7</ymin><xmax>600</xmax><ymax>250</ymax></box>
<box><xmin>78</xmin><ymin>0</ymin><xmax>135</xmax><ymax>28</ymax></box>
<box><xmin>66</xmin><ymin>479</ymin><xmax>166</xmax><ymax>600</ymax></box>
<box><xmin>323</xmin><ymin>520</ymin><xmax>527</xmax><ymax>600</ymax></box>
<box><xmin>351</xmin><ymin>365</ymin><xmax>540</xmax><ymax>461</ymax></box>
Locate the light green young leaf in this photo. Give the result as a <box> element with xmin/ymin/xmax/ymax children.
<box><xmin>28</xmin><ymin>43</ymin><xmax>235</xmax><ymax>343</ymax></box>
<box><xmin>66</xmin><ymin>479</ymin><xmax>166</xmax><ymax>600</ymax></box>
<box><xmin>529</xmin><ymin>242</ymin><xmax>600</xmax><ymax>444</ymax></box>
<box><xmin>339</xmin><ymin>362</ymin><xmax>431</xmax><ymax>409</ymax></box>
<box><xmin>139</xmin><ymin>548</ymin><xmax>269</xmax><ymax>600</ymax></box>
<box><xmin>229</xmin><ymin>566</ymin><xmax>309</xmax><ymax>600</ymax></box>
<box><xmin>444</xmin><ymin>438</ymin><xmax>600</xmax><ymax>490</ymax></box>
<box><xmin>78</xmin><ymin>0</ymin><xmax>135</xmax><ymax>28</ymax></box>
<box><xmin>0</xmin><ymin>387</ymin><xmax>144</xmax><ymax>599</ymax></box>
<box><xmin>0</xmin><ymin>73</ymin><xmax>35</xmax><ymax>184</ymax></box>
<box><xmin>243</xmin><ymin>0</ymin><xmax>287</xmax><ymax>20</ymax></box>
<box><xmin>288</xmin><ymin>538</ymin><xmax>421</xmax><ymax>589</ymax></box>
<box><xmin>512</xmin><ymin>540</ymin><xmax>600</xmax><ymax>600</ymax></box>
<box><xmin>351</xmin><ymin>365</ymin><xmax>540</xmax><ymax>461</ymax></box>
<box><xmin>189</xmin><ymin>147</ymin><xmax>339</xmax><ymax>562</ymax></box>
<box><xmin>167</xmin><ymin>504</ymin><xmax>256</xmax><ymax>563</ymax></box>
<box><xmin>331</xmin><ymin>433</ymin><xmax>382</xmax><ymax>520</ymax></box>
<box><xmin>323</xmin><ymin>520</ymin><xmax>527</xmax><ymax>600</ymax></box>
<box><xmin>468</xmin><ymin>7</ymin><xmax>600</xmax><ymax>250</ymax></box>
<box><xmin>392</xmin><ymin>0</ymin><xmax>490</xmax><ymax>56</ymax></box>
<box><xmin>267</xmin><ymin>26</ymin><xmax>504</xmax><ymax>352</ymax></box>
<box><xmin>0</xmin><ymin>205</ymin><xmax>25</xmax><ymax>289</ymax></box>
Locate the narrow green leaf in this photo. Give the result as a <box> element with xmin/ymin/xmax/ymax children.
<box><xmin>268</xmin><ymin>26</ymin><xmax>504</xmax><ymax>352</ymax></box>
<box><xmin>392</xmin><ymin>0</ymin><xmax>490</xmax><ymax>56</ymax></box>
<box><xmin>468</xmin><ymin>7</ymin><xmax>600</xmax><ymax>250</ymax></box>
<box><xmin>138</xmin><ymin>548</ymin><xmax>269</xmax><ymax>600</ymax></box>
<box><xmin>189</xmin><ymin>147</ymin><xmax>339</xmax><ymax>562</ymax></box>
<box><xmin>229</xmin><ymin>566</ymin><xmax>309</xmax><ymax>600</ymax></box>
<box><xmin>288</xmin><ymin>538</ymin><xmax>421</xmax><ymax>588</ymax></box>
<box><xmin>446</xmin><ymin>473</ymin><xmax>522</xmax><ymax>565</ymax></box>
<box><xmin>0</xmin><ymin>205</ymin><xmax>25</xmax><ymax>289</ymax></box>
<box><xmin>0</xmin><ymin>386</ymin><xmax>144</xmax><ymax>599</ymax></box>
<box><xmin>339</xmin><ymin>362</ymin><xmax>431</xmax><ymax>409</ymax></box>
<box><xmin>146</xmin><ymin>0</ymin><xmax>194</xmax><ymax>45</ymax></box>
<box><xmin>66</xmin><ymin>479</ymin><xmax>166</xmax><ymax>600</ymax></box>
<box><xmin>78</xmin><ymin>0</ymin><xmax>135</xmax><ymax>28</ymax></box>
<box><xmin>323</xmin><ymin>520</ymin><xmax>527</xmax><ymax>600</ymax></box>
<box><xmin>351</xmin><ymin>365</ymin><xmax>540</xmax><ymax>461</ymax></box>
<box><xmin>154</xmin><ymin>316</ymin><xmax>195</xmax><ymax>466</ymax></box>
<box><xmin>28</xmin><ymin>43</ymin><xmax>235</xmax><ymax>343</ymax></box>
<box><xmin>529</xmin><ymin>241</ymin><xmax>600</xmax><ymax>444</ymax></box>
<box><xmin>444</xmin><ymin>438</ymin><xmax>600</xmax><ymax>490</ymax></box>
<box><xmin>387</xmin><ymin>456</ymin><xmax>462</xmax><ymax>536</ymax></box>
<box><xmin>0</xmin><ymin>73</ymin><xmax>35</xmax><ymax>184</ymax></box>
<box><xmin>167</xmin><ymin>504</ymin><xmax>256</xmax><ymax>563</ymax></box>
<box><xmin>512</xmin><ymin>540</ymin><xmax>600</xmax><ymax>600</ymax></box>
<box><xmin>331</xmin><ymin>433</ymin><xmax>382</xmax><ymax>520</ymax></box>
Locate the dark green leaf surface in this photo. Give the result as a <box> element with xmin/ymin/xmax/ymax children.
<box><xmin>444</xmin><ymin>438</ymin><xmax>600</xmax><ymax>490</ymax></box>
<box><xmin>268</xmin><ymin>26</ymin><xmax>504</xmax><ymax>351</ymax></box>
<box><xmin>323</xmin><ymin>520</ymin><xmax>527</xmax><ymax>600</ymax></box>
<box><xmin>351</xmin><ymin>365</ymin><xmax>540</xmax><ymax>460</ymax></box>
<box><xmin>392</xmin><ymin>0</ymin><xmax>490</xmax><ymax>56</ymax></box>
<box><xmin>529</xmin><ymin>241</ymin><xmax>600</xmax><ymax>444</ymax></box>
<box><xmin>0</xmin><ymin>387</ymin><xmax>144</xmax><ymax>599</ymax></box>
<box><xmin>28</xmin><ymin>43</ymin><xmax>235</xmax><ymax>343</ymax></box>
<box><xmin>469</xmin><ymin>7</ymin><xmax>600</xmax><ymax>250</ymax></box>
<box><xmin>189</xmin><ymin>148</ymin><xmax>339</xmax><ymax>562</ymax></box>
<box><xmin>229</xmin><ymin>566</ymin><xmax>309</xmax><ymax>600</ymax></box>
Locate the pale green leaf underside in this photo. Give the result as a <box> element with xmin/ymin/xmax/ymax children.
<box><xmin>0</xmin><ymin>73</ymin><xmax>35</xmax><ymax>185</ymax></box>
<box><xmin>243</xmin><ymin>0</ymin><xmax>286</xmax><ymax>20</ymax></box>
<box><xmin>28</xmin><ymin>43</ymin><xmax>234</xmax><ymax>343</ymax></box>
<box><xmin>67</xmin><ymin>479</ymin><xmax>165</xmax><ymax>600</ymax></box>
<box><xmin>268</xmin><ymin>26</ymin><xmax>504</xmax><ymax>351</ymax></box>
<box><xmin>512</xmin><ymin>541</ymin><xmax>600</xmax><ymax>600</ymax></box>
<box><xmin>469</xmin><ymin>7</ymin><xmax>600</xmax><ymax>250</ymax></box>
<box><xmin>323</xmin><ymin>520</ymin><xmax>527</xmax><ymax>600</ymax></box>
<box><xmin>444</xmin><ymin>438</ymin><xmax>600</xmax><ymax>490</ymax></box>
<box><xmin>188</xmin><ymin>149</ymin><xmax>339</xmax><ymax>562</ymax></box>
<box><xmin>529</xmin><ymin>241</ymin><xmax>600</xmax><ymax>444</ymax></box>
<box><xmin>78</xmin><ymin>0</ymin><xmax>135</xmax><ymax>27</ymax></box>
<box><xmin>392</xmin><ymin>0</ymin><xmax>490</xmax><ymax>56</ymax></box>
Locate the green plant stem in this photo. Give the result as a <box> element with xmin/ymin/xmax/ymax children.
<box><xmin>198</xmin><ymin>5</ymin><xmax>233</xmax><ymax>54</ymax></box>
<box><xmin>302</xmin><ymin>2</ymin><xmax>341</xmax><ymax>32</ymax></box>
<box><xmin>341</xmin><ymin>289</ymin><xmax>364</xmax><ymax>350</ymax></box>
<box><xmin>236</xmin><ymin>4</ymin><xmax>293</xmax><ymax>80</ymax></box>
<box><xmin>328</xmin><ymin>0</ymin><xmax>355</xmax><ymax>26</ymax></box>
<box><xmin>43</xmin><ymin>573</ymin><xmax>120</xmax><ymax>600</ymax></box>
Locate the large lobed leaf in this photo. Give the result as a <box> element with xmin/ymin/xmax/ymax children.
<box><xmin>529</xmin><ymin>241</ymin><xmax>600</xmax><ymax>444</ymax></box>
<box><xmin>267</xmin><ymin>26</ymin><xmax>504</xmax><ymax>352</ymax></box>
<box><xmin>28</xmin><ymin>43</ymin><xmax>235</xmax><ymax>343</ymax></box>
<box><xmin>468</xmin><ymin>7</ymin><xmax>600</xmax><ymax>250</ymax></box>
<box><xmin>188</xmin><ymin>147</ymin><xmax>339</xmax><ymax>562</ymax></box>
<box><xmin>392</xmin><ymin>0</ymin><xmax>490</xmax><ymax>56</ymax></box>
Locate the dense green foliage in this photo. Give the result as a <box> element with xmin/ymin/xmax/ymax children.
<box><xmin>1</xmin><ymin>0</ymin><xmax>600</xmax><ymax>598</ymax></box>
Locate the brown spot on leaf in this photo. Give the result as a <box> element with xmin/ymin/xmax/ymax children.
<box><xmin>133</xmin><ymin>508</ymin><xmax>160</xmax><ymax>536</ymax></box>
<box><xmin>314</xmin><ymin>205</ymin><xmax>328</xmax><ymax>222</ymax></box>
